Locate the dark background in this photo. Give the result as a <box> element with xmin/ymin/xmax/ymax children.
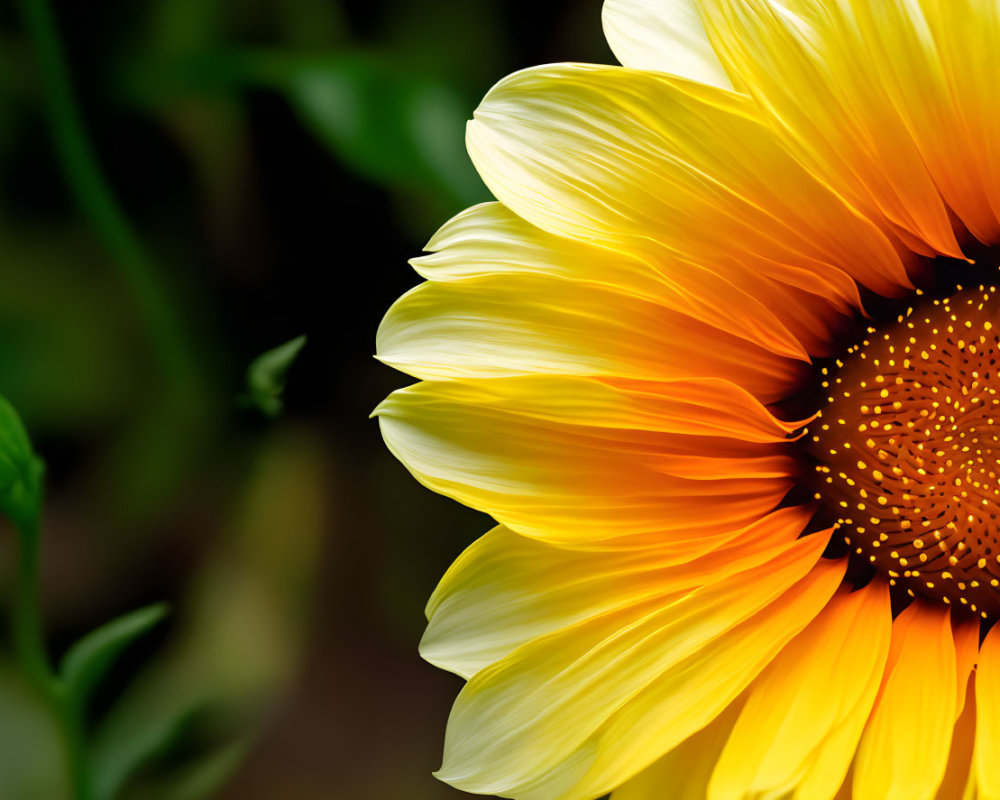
<box><xmin>0</xmin><ymin>1</ymin><xmax>611</xmax><ymax>798</ymax></box>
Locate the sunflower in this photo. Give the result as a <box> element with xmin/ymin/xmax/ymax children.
<box><xmin>373</xmin><ymin>1</ymin><xmax>1000</xmax><ymax>798</ymax></box>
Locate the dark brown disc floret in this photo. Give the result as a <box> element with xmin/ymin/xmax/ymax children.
<box><xmin>810</xmin><ymin>286</ymin><xmax>1000</xmax><ymax>620</ymax></box>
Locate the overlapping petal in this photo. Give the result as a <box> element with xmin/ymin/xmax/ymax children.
<box><xmin>422</xmin><ymin>506</ymin><xmax>816</xmax><ymax>679</ymax></box>
<box><xmin>411</xmin><ymin>201</ymin><xmax>854</xmax><ymax>359</ymax></box>
<box><xmin>467</xmin><ymin>62</ymin><xmax>910</xmax><ymax>305</ymax></box>
<box><xmin>375</xmin><ymin>376</ymin><xmax>798</xmax><ymax>543</ymax></box>
<box><xmin>602</xmin><ymin>0</ymin><xmax>736</xmax><ymax>89</ymax></box>
<box><xmin>693</xmin><ymin>0</ymin><xmax>1000</xmax><ymax>252</ymax></box>
<box><xmin>937</xmin><ymin>677</ymin><xmax>977</xmax><ymax>800</ymax></box>
<box><xmin>610</xmin><ymin>699</ymin><xmax>746</xmax><ymax>800</ymax></box>
<box><xmin>853</xmin><ymin>601</ymin><xmax>959</xmax><ymax>800</ymax></box>
<box><xmin>436</xmin><ymin>538</ymin><xmax>843</xmax><ymax>800</ymax></box>
<box><xmin>374</xmin><ymin>5</ymin><xmax>1000</xmax><ymax>800</ymax></box>
<box><xmin>919</xmin><ymin>0</ymin><xmax>1000</xmax><ymax>242</ymax></box>
<box><xmin>975</xmin><ymin>623</ymin><xmax>1000</xmax><ymax>800</ymax></box>
<box><xmin>377</xmin><ymin>278</ymin><xmax>805</xmax><ymax>403</ymax></box>
<box><xmin>708</xmin><ymin>581</ymin><xmax>892</xmax><ymax>800</ymax></box>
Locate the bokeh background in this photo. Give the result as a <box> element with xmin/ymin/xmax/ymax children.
<box><xmin>0</xmin><ymin>1</ymin><xmax>612</xmax><ymax>798</ymax></box>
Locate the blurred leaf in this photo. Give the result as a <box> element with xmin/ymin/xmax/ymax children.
<box><xmin>163</xmin><ymin>741</ymin><xmax>249</xmax><ymax>800</ymax></box>
<box><xmin>91</xmin><ymin>429</ymin><xmax>328</xmax><ymax>798</ymax></box>
<box><xmin>60</xmin><ymin>604</ymin><xmax>169</xmax><ymax>715</ymax></box>
<box><xmin>0</xmin><ymin>392</ymin><xmax>43</xmax><ymax>528</ymax></box>
<box><xmin>90</xmin><ymin>701</ymin><xmax>206</xmax><ymax>800</ymax></box>
<box><xmin>0</xmin><ymin>231</ymin><xmax>141</xmax><ymax>433</ymax></box>
<box><xmin>275</xmin><ymin>54</ymin><xmax>487</xmax><ymax>209</ymax></box>
<box><xmin>0</xmin><ymin>664</ymin><xmax>71</xmax><ymax>800</ymax></box>
<box><xmin>126</xmin><ymin>735</ymin><xmax>252</xmax><ymax>800</ymax></box>
<box><xmin>144</xmin><ymin>0</ymin><xmax>224</xmax><ymax>56</ymax></box>
<box><xmin>243</xmin><ymin>334</ymin><xmax>306</xmax><ymax>418</ymax></box>
<box><xmin>115</xmin><ymin>43</ymin><xmax>489</xmax><ymax>232</ymax></box>
<box><xmin>275</xmin><ymin>0</ymin><xmax>349</xmax><ymax>48</ymax></box>
<box><xmin>379</xmin><ymin>0</ymin><xmax>504</xmax><ymax>81</ymax></box>
<box><xmin>99</xmin><ymin>392</ymin><xmax>217</xmax><ymax>528</ymax></box>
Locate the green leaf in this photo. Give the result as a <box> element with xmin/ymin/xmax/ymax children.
<box><xmin>59</xmin><ymin>603</ymin><xmax>169</xmax><ymax>712</ymax></box>
<box><xmin>0</xmin><ymin>393</ymin><xmax>43</xmax><ymax>529</ymax></box>
<box><xmin>91</xmin><ymin>700</ymin><xmax>206</xmax><ymax>800</ymax></box>
<box><xmin>243</xmin><ymin>334</ymin><xmax>306</xmax><ymax>418</ymax></box>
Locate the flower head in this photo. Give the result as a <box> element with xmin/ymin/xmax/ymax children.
<box><xmin>375</xmin><ymin>1</ymin><xmax>1000</xmax><ymax>798</ymax></box>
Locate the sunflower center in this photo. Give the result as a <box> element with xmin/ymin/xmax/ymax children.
<box><xmin>810</xmin><ymin>286</ymin><xmax>1000</xmax><ymax>619</ymax></box>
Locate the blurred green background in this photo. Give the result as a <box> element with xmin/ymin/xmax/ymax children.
<box><xmin>0</xmin><ymin>0</ymin><xmax>610</xmax><ymax>798</ymax></box>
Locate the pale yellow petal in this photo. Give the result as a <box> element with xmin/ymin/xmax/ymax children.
<box><xmin>377</xmin><ymin>276</ymin><xmax>804</xmax><ymax>403</ymax></box>
<box><xmin>414</xmin><ymin>202</ymin><xmax>671</xmax><ymax>300</ymax></box>
<box><xmin>602</xmin><ymin>0</ymin><xmax>735</xmax><ymax>89</ymax></box>
<box><xmin>436</xmin><ymin>538</ymin><xmax>841</xmax><ymax>799</ymax></box>
<box><xmin>413</xmin><ymin>201</ymin><xmax>853</xmax><ymax>358</ymax></box>
<box><xmin>384</xmin><ymin>373</ymin><xmax>804</xmax><ymax>442</ymax></box>
<box><xmin>422</xmin><ymin>507</ymin><xmax>815</xmax><ymax>679</ymax></box>
<box><xmin>853</xmin><ymin>601</ymin><xmax>957</xmax><ymax>800</ymax></box>
<box><xmin>708</xmin><ymin>581</ymin><xmax>891</xmax><ymax>800</ymax></box>
<box><xmin>375</xmin><ymin>377</ymin><xmax>794</xmax><ymax>543</ymax></box>
<box><xmin>467</xmin><ymin>63</ymin><xmax>910</xmax><ymax>302</ymax></box>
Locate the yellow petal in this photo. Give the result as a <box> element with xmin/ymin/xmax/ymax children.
<box><xmin>543</xmin><ymin>557</ymin><xmax>847</xmax><ymax>800</ymax></box>
<box><xmin>602</xmin><ymin>0</ymin><xmax>736</xmax><ymax>89</ymax></box>
<box><xmin>414</xmin><ymin>202</ymin><xmax>672</xmax><ymax>301</ymax></box>
<box><xmin>975</xmin><ymin>622</ymin><xmax>1000</xmax><ymax>800</ymax></box>
<box><xmin>919</xmin><ymin>0</ymin><xmax>1000</xmax><ymax>242</ymax></box>
<box><xmin>610</xmin><ymin>697</ymin><xmax>746</xmax><ymax>800</ymax></box>
<box><xmin>436</xmin><ymin>538</ymin><xmax>841</xmax><ymax>799</ymax></box>
<box><xmin>413</xmin><ymin>201</ymin><xmax>849</xmax><ymax>359</ymax></box>
<box><xmin>937</xmin><ymin>675</ymin><xmax>977</xmax><ymax>800</ymax></box>
<box><xmin>422</xmin><ymin>507</ymin><xmax>816</xmax><ymax>679</ymax></box>
<box><xmin>467</xmin><ymin>63</ymin><xmax>909</xmax><ymax>302</ymax></box>
<box><xmin>708</xmin><ymin>581</ymin><xmax>891</xmax><ymax>800</ymax></box>
<box><xmin>697</xmin><ymin>0</ymin><xmax>978</xmax><ymax>254</ymax></box>
<box><xmin>386</xmin><ymin>373</ymin><xmax>804</xmax><ymax>442</ymax></box>
<box><xmin>375</xmin><ymin>377</ymin><xmax>794</xmax><ymax>543</ymax></box>
<box><xmin>853</xmin><ymin>600</ymin><xmax>957</xmax><ymax>800</ymax></box>
<box><xmin>377</xmin><ymin>276</ymin><xmax>804</xmax><ymax>403</ymax></box>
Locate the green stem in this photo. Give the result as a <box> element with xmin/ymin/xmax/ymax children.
<box><xmin>57</xmin><ymin>689</ymin><xmax>93</xmax><ymax>800</ymax></box>
<box><xmin>16</xmin><ymin>0</ymin><xmax>200</xmax><ymax>394</ymax></box>
<box><xmin>11</xmin><ymin>517</ymin><xmax>91</xmax><ymax>799</ymax></box>
<box><xmin>11</xmin><ymin>517</ymin><xmax>51</xmax><ymax>690</ymax></box>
